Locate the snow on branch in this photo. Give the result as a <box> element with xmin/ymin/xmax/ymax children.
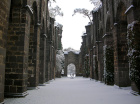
<box><xmin>72</xmin><ymin>8</ymin><xmax>92</xmax><ymax>22</ymax></box>
<box><xmin>49</xmin><ymin>5</ymin><xmax>63</xmax><ymax>18</ymax></box>
<box><xmin>90</xmin><ymin>0</ymin><xmax>102</xmax><ymax>12</ymax></box>
<box><xmin>48</xmin><ymin>0</ymin><xmax>63</xmax><ymax>18</ymax></box>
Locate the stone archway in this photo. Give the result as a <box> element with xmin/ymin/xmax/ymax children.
<box><xmin>67</xmin><ymin>63</ymin><xmax>76</xmax><ymax>77</ymax></box>
<box><xmin>64</xmin><ymin>51</ymin><xmax>80</xmax><ymax>76</ymax></box>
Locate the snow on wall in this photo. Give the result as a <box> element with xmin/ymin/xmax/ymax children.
<box><xmin>63</xmin><ymin>48</ymin><xmax>80</xmax><ymax>55</ymax></box>
<box><xmin>56</xmin><ymin>50</ymin><xmax>65</xmax><ymax>72</ymax></box>
<box><xmin>125</xmin><ymin>5</ymin><xmax>134</xmax><ymax>14</ymax></box>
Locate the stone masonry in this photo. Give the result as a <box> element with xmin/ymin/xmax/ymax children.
<box><xmin>80</xmin><ymin>0</ymin><xmax>140</xmax><ymax>93</ymax></box>
<box><xmin>0</xmin><ymin>0</ymin><xmax>63</xmax><ymax>103</ymax></box>
<box><xmin>0</xmin><ymin>0</ymin><xmax>11</xmax><ymax>103</ymax></box>
<box><xmin>64</xmin><ymin>51</ymin><xmax>81</xmax><ymax>76</ymax></box>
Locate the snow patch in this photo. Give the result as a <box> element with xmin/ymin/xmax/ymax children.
<box><xmin>125</xmin><ymin>5</ymin><xmax>134</xmax><ymax>14</ymax></box>
<box><xmin>127</xmin><ymin>21</ymin><xmax>139</xmax><ymax>31</ymax></box>
<box><xmin>56</xmin><ymin>50</ymin><xmax>65</xmax><ymax>72</ymax></box>
<box><xmin>25</xmin><ymin>5</ymin><xmax>33</xmax><ymax>14</ymax></box>
<box><xmin>114</xmin><ymin>23</ymin><xmax>117</xmax><ymax>26</ymax></box>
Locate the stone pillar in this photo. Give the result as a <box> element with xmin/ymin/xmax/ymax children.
<box><xmin>5</xmin><ymin>5</ymin><xmax>30</xmax><ymax>97</ymax></box>
<box><xmin>127</xmin><ymin>21</ymin><xmax>140</xmax><ymax>93</ymax></box>
<box><xmin>27</xmin><ymin>23</ymin><xmax>40</xmax><ymax>89</ymax></box>
<box><xmin>89</xmin><ymin>49</ymin><xmax>94</xmax><ymax>79</ymax></box>
<box><xmin>113</xmin><ymin>24</ymin><xmax>130</xmax><ymax>87</ymax></box>
<box><xmin>0</xmin><ymin>0</ymin><xmax>11</xmax><ymax>102</ymax></box>
<box><xmin>97</xmin><ymin>42</ymin><xmax>104</xmax><ymax>82</ymax></box>
<box><xmin>103</xmin><ymin>34</ymin><xmax>114</xmax><ymax>85</ymax></box>
<box><xmin>45</xmin><ymin>41</ymin><xmax>50</xmax><ymax>82</ymax></box>
<box><xmin>39</xmin><ymin>34</ymin><xmax>47</xmax><ymax>85</ymax></box>
<box><xmin>64</xmin><ymin>54</ymin><xmax>68</xmax><ymax>76</ymax></box>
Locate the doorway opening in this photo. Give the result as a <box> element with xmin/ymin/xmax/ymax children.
<box><xmin>67</xmin><ymin>63</ymin><xmax>76</xmax><ymax>77</ymax></box>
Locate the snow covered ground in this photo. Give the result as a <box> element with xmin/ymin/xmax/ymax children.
<box><xmin>5</xmin><ymin>77</ymin><xmax>140</xmax><ymax>104</ymax></box>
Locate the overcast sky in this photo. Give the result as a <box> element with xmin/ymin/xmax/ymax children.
<box><xmin>55</xmin><ymin>0</ymin><xmax>94</xmax><ymax>50</ymax></box>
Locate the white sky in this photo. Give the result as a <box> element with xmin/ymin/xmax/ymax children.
<box><xmin>55</xmin><ymin>0</ymin><xmax>94</xmax><ymax>50</ymax></box>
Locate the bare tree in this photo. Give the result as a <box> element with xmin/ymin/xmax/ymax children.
<box><xmin>49</xmin><ymin>6</ymin><xmax>63</xmax><ymax>18</ymax></box>
<box><xmin>72</xmin><ymin>8</ymin><xmax>92</xmax><ymax>22</ymax></box>
<box><xmin>49</xmin><ymin>0</ymin><xmax>63</xmax><ymax>18</ymax></box>
<box><xmin>90</xmin><ymin>0</ymin><xmax>102</xmax><ymax>12</ymax></box>
<box><xmin>72</xmin><ymin>0</ymin><xmax>102</xmax><ymax>22</ymax></box>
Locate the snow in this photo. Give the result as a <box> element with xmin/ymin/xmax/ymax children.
<box><xmin>67</xmin><ymin>64</ymin><xmax>76</xmax><ymax>77</ymax></box>
<box><xmin>85</xmin><ymin>22</ymin><xmax>92</xmax><ymax>26</ymax></box>
<box><xmin>74</xmin><ymin>51</ymin><xmax>80</xmax><ymax>54</ymax></box>
<box><xmin>96</xmin><ymin>41</ymin><xmax>102</xmax><ymax>43</ymax></box>
<box><xmin>127</xmin><ymin>49</ymin><xmax>137</xmax><ymax>57</ymax></box>
<box><xmin>102</xmin><ymin>34</ymin><xmax>110</xmax><ymax>38</ymax></box>
<box><xmin>55</xmin><ymin>22</ymin><xmax>63</xmax><ymax>28</ymax></box>
<box><xmin>25</xmin><ymin>5</ymin><xmax>33</xmax><ymax>14</ymax></box>
<box><xmin>127</xmin><ymin>21</ymin><xmax>139</xmax><ymax>31</ymax></box>
<box><xmin>85</xmin><ymin>54</ymin><xmax>89</xmax><ymax>56</ymax></box>
<box><xmin>37</xmin><ymin>23</ymin><xmax>41</xmax><ymax>26</ymax></box>
<box><xmin>82</xmin><ymin>33</ymin><xmax>87</xmax><ymax>36</ymax></box>
<box><xmin>125</xmin><ymin>5</ymin><xmax>134</xmax><ymax>14</ymax></box>
<box><xmin>56</xmin><ymin>50</ymin><xmax>65</xmax><ymax>72</ymax></box>
<box><xmin>5</xmin><ymin>77</ymin><xmax>140</xmax><ymax>104</ymax></box>
<box><xmin>63</xmin><ymin>51</ymin><xmax>68</xmax><ymax>54</ymax></box>
<box><xmin>43</xmin><ymin>34</ymin><xmax>47</xmax><ymax>38</ymax></box>
<box><xmin>91</xmin><ymin>0</ymin><xmax>102</xmax><ymax>13</ymax></box>
<box><xmin>114</xmin><ymin>23</ymin><xmax>117</xmax><ymax>26</ymax></box>
<box><xmin>63</xmin><ymin>48</ymin><xmax>80</xmax><ymax>54</ymax></box>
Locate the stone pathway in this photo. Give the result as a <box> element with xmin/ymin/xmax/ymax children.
<box><xmin>5</xmin><ymin>77</ymin><xmax>140</xmax><ymax>104</ymax></box>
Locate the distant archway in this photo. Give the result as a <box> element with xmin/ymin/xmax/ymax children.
<box><xmin>64</xmin><ymin>51</ymin><xmax>80</xmax><ymax>76</ymax></box>
<box><xmin>67</xmin><ymin>63</ymin><xmax>76</xmax><ymax>77</ymax></box>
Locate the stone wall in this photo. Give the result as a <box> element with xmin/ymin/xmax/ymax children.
<box><xmin>64</xmin><ymin>51</ymin><xmax>80</xmax><ymax>76</ymax></box>
<box><xmin>0</xmin><ymin>0</ymin><xmax>62</xmax><ymax>103</ymax></box>
<box><xmin>0</xmin><ymin>0</ymin><xmax>11</xmax><ymax>103</ymax></box>
<box><xmin>80</xmin><ymin>0</ymin><xmax>140</xmax><ymax>93</ymax></box>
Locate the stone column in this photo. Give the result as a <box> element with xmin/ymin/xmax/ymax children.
<box><xmin>39</xmin><ymin>34</ymin><xmax>47</xmax><ymax>85</ymax></box>
<box><xmin>113</xmin><ymin>23</ymin><xmax>130</xmax><ymax>87</ymax></box>
<box><xmin>5</xmin><ymin>5</ymin><xmax>30</xmax><ymax>97</ymax></box>
<box><xmin>0</xmin><ymin>0</ymin><xmax>11</xmax><ymax>102</ymax></box>
<box><xmin>27</xmin><ymin>23</ymin><xmax>40</xmax><ymax>89</ymax></box>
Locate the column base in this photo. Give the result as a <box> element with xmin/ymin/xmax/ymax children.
<box><xmin>130</xmin><ymin>90</ymin><xmax>139</xmax><ymax>96</ymax></box>
<box><xmin>27</xmin><ymin>87</ymin><xmax>39</xmax><ymax>90</ymax></box>
<box><xmin>5</xmin><ymin>91</ymin><xmax>28</xmax><ymax>97</ymax></box>
<box><xmin>45</xmin><ymin>81</ymin><xmax>50</xmax><ymax>84</ymax></box>
<box><xmin>0</xmin><ymin>101</ymin><xmax>4</xmax><ymax>104</ymax></box>
<box><xmin>39</xmin><ymin>83</ymin><xmax>46</xmax><ymax>86</ymax></box>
